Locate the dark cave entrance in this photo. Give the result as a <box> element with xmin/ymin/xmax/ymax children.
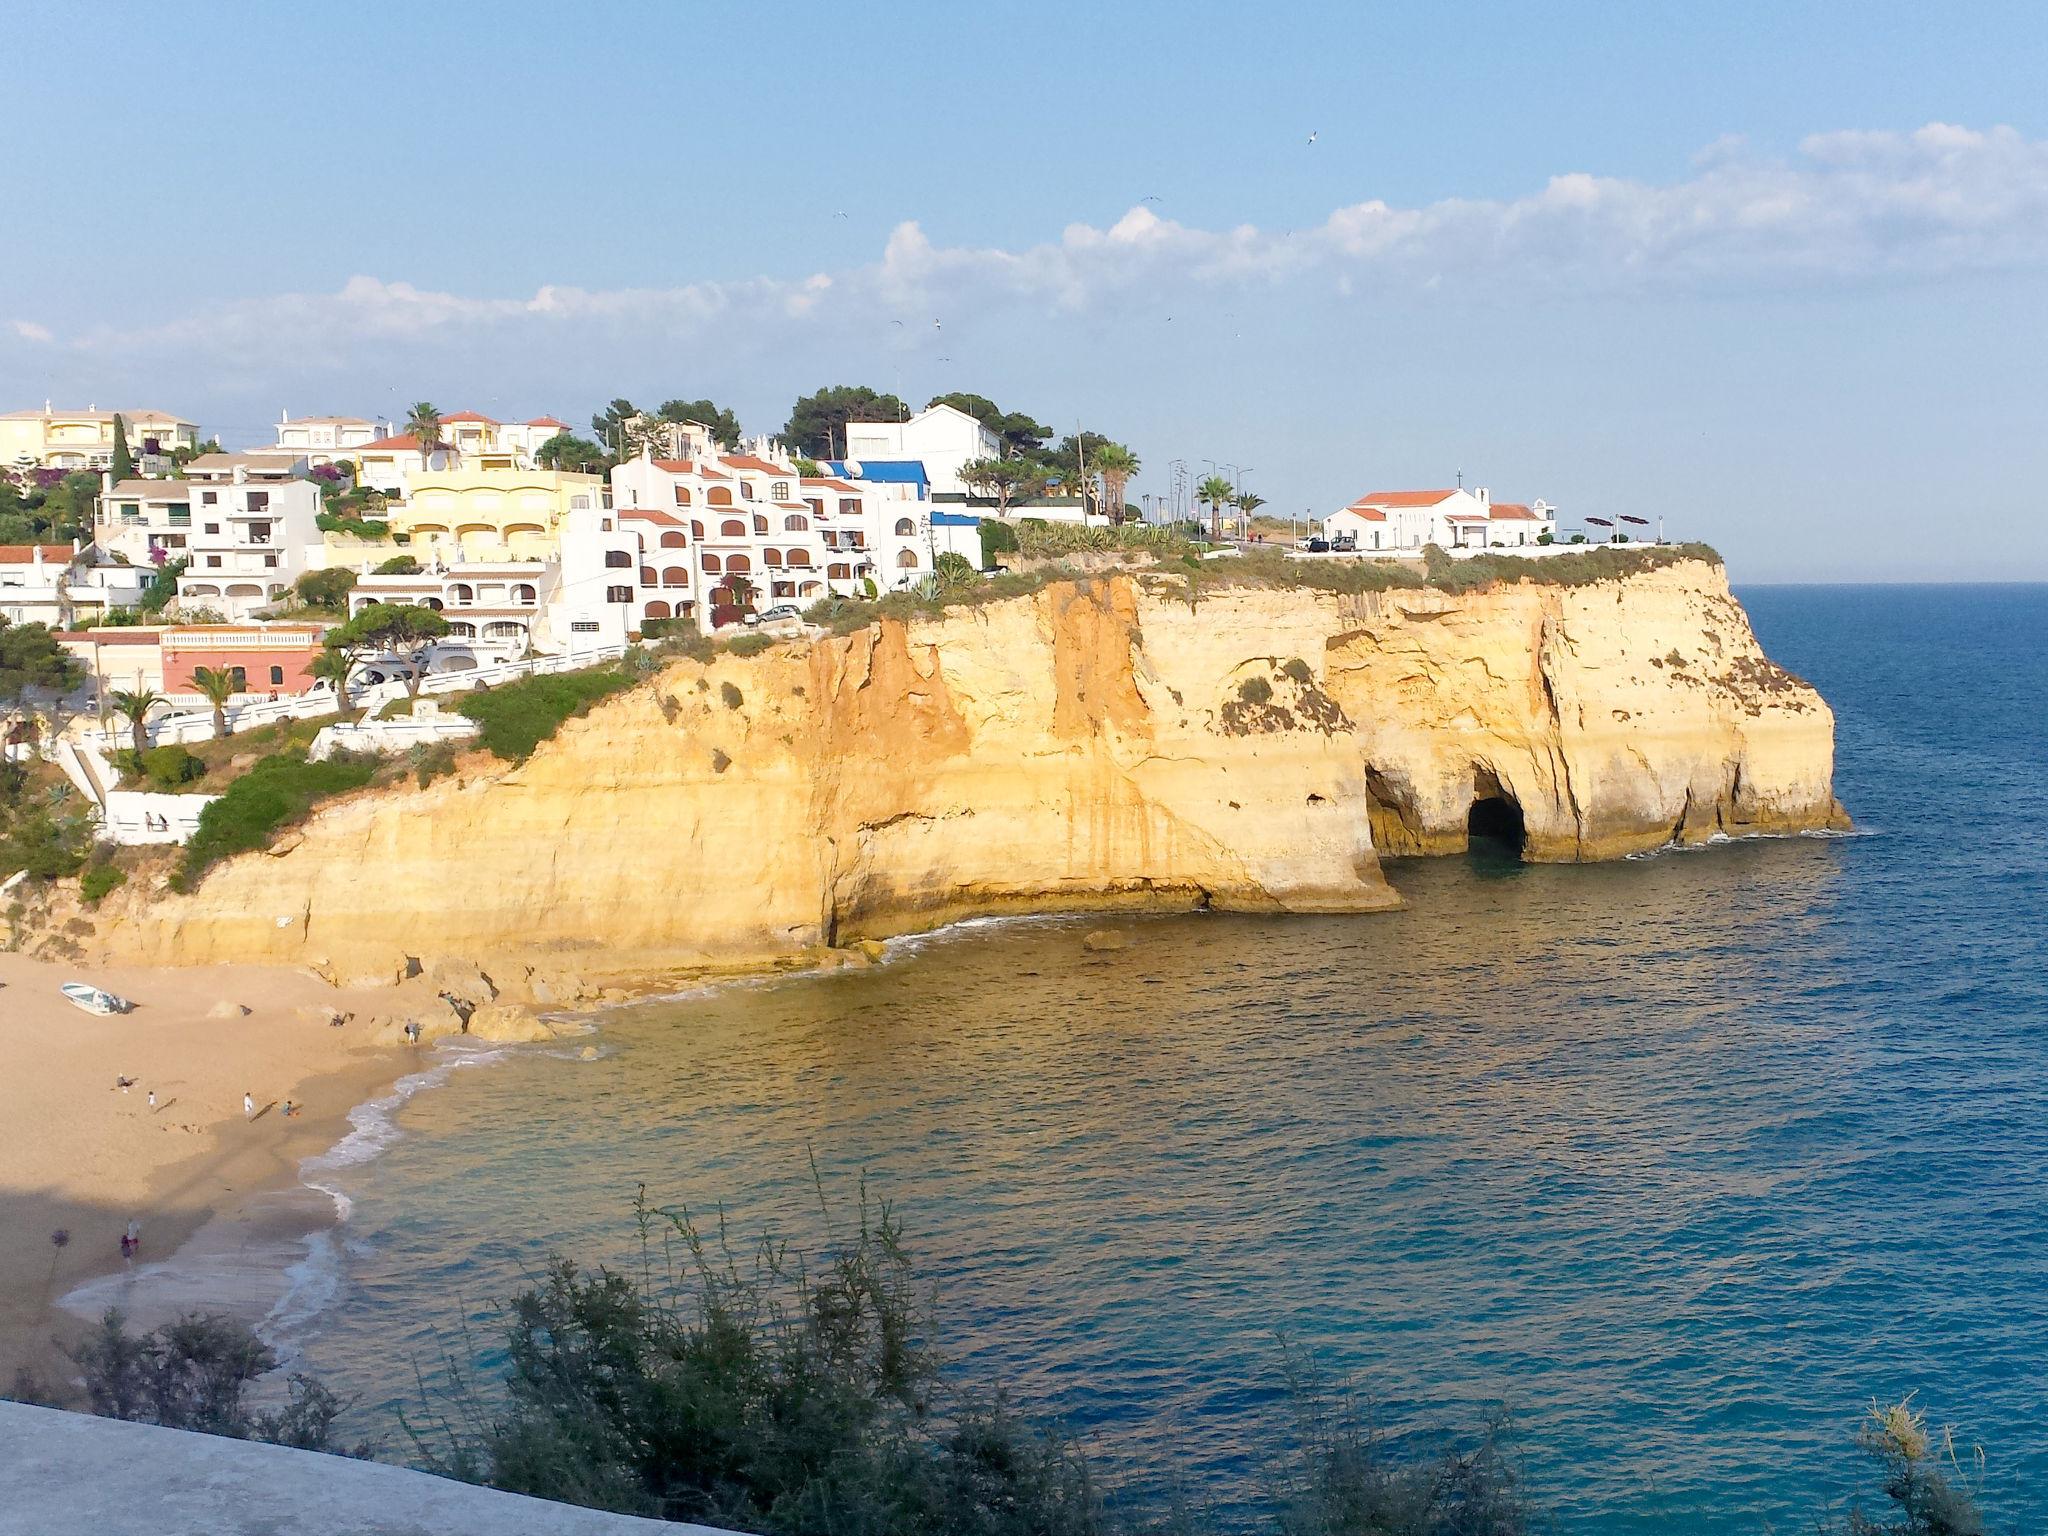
<box><xmin>1465</xmin><ymin>767</ymin><xmax>1526</xmax><ymax>860</ymax></box>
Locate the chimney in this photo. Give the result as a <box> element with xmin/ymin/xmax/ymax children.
<box><xmin>100</xmin><ymin>470</ymin><xmax>113</xmax><ymax>493</ymax></box>
<box><xmin>233</xmin><ymin>464</ymin><xmax>247</xmax><ymax>485</ymax></box>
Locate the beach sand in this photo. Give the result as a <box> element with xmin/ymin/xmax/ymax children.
<box><xmin>0</xmin><ymin>953</ymin><xmax>434</xmax><ymax>1393</ymax></box>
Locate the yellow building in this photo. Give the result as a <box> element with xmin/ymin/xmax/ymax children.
<box><xmin>0</xmin><ymin>407</ymin><xmax>200</xmax><ymax>471</ymax></box>
<box><xmin>388</xmin><ymin>468</ymin><xmax>606</xmax><ymax>561</ymax></box>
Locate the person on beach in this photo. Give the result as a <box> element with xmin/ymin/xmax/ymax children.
<box><xmin>244</xmin><ymin>1091</ymin><xmax>254</xmax><ymax>1117</ymax></box>
<box><xmin>147</xmin><ymin>1090</ymin><xmax>156</xmax><ymax>1111</ymax></box>
<box><xmin>283</xmin><ymin>1099</ymin><xmax>300</xmax><ymax>1118</ymax></box>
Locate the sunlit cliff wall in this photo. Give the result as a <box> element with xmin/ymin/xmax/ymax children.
<box><xmin>92</xmin><ymin>559</ymin><xmax>1843</xmax><ymax>984</ymax></box>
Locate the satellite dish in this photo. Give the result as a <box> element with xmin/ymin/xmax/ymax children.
<box><xmin>1585</xmin><ymin>517</ymin><xmax>1614</xmax><ymax>527</ymax></box>
<box><xmin>844</xmin><ymin>459</ymin><xmax>863</xmax><ymax>477</ymax></box>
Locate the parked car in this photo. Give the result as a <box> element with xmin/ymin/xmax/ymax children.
<box><xmin>1305</xmin><ymin>537</ymin><xmax>1330</xmax><ymax>553</ymax></box>
<box><xmin>760</xmin><ymin>604</ymin><xmax>801</xmax><ymax>622</ymax></box>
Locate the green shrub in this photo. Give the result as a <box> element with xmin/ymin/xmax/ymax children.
<box><xmin>0</xmin><ymin>809</ymin><xmax>92</xmax><ymax>880</ymax></box>
<box><xmin>1238</xmin><ymin>675</ymin><xmax>1274</xmax><ymax>705</ymax></box>
<box><xmin>139</xmin><ymin>558</ymin><xmax>188</xmax><ymax>615</ymax></box>
<box><xmin>293</xmin><ymin>568</ymin><xmax>356</xmax><ymax>610</ymax></box>
<box><xmin>408</xmin><ymin>741</ymin><xmax>459</xmax><ymax>788</ymax></box>
<box><xmin>139</xmin><ymin>745</ymin><xmax>204</xmax><ymax>790</ymax></box>
<box><xmin>178</xmin><ymin>752</ymin><xmax>378</xmax><ymax>888</ymax></box>
<box><xmin>978</xmin><ymin>518</ymin><xmax>1019</xmax><ymax>563</ymax></box>
<box><xmin>720</xmin><ymin>633</ymin><xmax>774</xmax><ymax>658</ymax></box>
<box><xmin>718</xmin><ymin>681</ymin><xmax>743</xmax><ymax>709</ymax></box>
<box><xmin>78</xmin><ymin>863</ymin><xmax>126</xmax><ymax>906</ymax></box>
<box><xmin>1280</xmin><ymin>657</ymin><xmax>1314</xmax><ymax>685</ymax></box>
<box><xmin>374</xmin><ymin>554</ymin><xmax>421</xmax><ymax>575</ymax></box>
<box><xmin>457</xmin><ymin>668</ymin><xmax>632</xmax><ymax>762</ymax></box>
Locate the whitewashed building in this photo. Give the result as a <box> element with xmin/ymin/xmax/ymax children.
<box><xmin>174</xmin><ymin>472</ymin><xmax>324</xmax><ymax>619</ymax></box>
<box><xmin>1323</xmin><ymin>488</ymin><xmax>1556</xmax><ymax>551</ymax></box>
<box><xmin>0</xmin><ymin>542</ymin><xmax>148</xmax><ymax>628</ymax></box>
<box><xmin>841</xmin><ymin>402</ymin><xmax>1000</xmax><ymax>497</ymax></box>
<box><xmin>252</xmin><ymin>413</ymin><xmax>385</xmax><ymax>470</ymax></box>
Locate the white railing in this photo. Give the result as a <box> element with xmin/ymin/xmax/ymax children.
<box><xmin>1286</xmin><ymin>538</ymin><xmax>1664</xmax><ymax>563</ymax></box>
<box><xmin>308</xmin><ymin>715</ymin><xmax>479</xmax><ymax>761</ymax></box>
<box><xmin>101</xmin><ymin>789</ymin><xmax>216</xmax><ymax>845</ymax></box>
<box><xmin>83</xmin><ymin>642</ymin><xmax>628</xmax><ymax>750</ymax></box>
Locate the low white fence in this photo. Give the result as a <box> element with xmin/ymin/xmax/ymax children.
<box><xmin>1286</xmin><ymin>538</ymin><xmax>1664</xmax><ymax>563</ymax></box>
<box><xmin>100</xmin><ymin>789</ymin><xmax>217</xmax><ymax>846</ymax></box>
<box><xmin>84</xmin><ymin>642</ymin><xmax>629</xmax><ymax>752</ymax></box>
<box><xmin>309</xmin><ymin>715</ymin><xmax>479</xmax><ymax>761</ymax></box>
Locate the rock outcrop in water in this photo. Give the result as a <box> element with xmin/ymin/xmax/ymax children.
<box><xmin>90</xmin><ymin>556</ymin><xmax>1844</xmax><ymax>985</ymax></box>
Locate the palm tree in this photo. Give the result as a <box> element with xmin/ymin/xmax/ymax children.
<box><xmin>1234</xmin><ymin>491</ymin><xmax>1268</xmax><ymax>533</ymax></box>
<box><xmin>190</xmin><ymin>666</ymin><xmax>239</xmax><ymax>740</ymax></box>
<box><xmin>309</xmin><ymin>648</ymin><xmax>356</xmax><ymax>712</ymax></box>
<box><xmin>109</xmin><ymin>689</ymin><xmax>162</xmax><ymax>756</ymax></box>
<box><xmin>405</xmin><ymin>402</ymin><xmax>444</xmax><ymax>468</ymax></box>
<box><xmin>1093</xmin><ymin>444</ymin><xmax>1139</xmax><ymax>525</ymax></box>
<box><xmin>1197</xmin><ymin>475</ymin><xmax>1236</xmax><ymax>542</ymax></box>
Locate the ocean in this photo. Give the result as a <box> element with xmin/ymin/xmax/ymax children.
<box><xmin>280</xmin><ymin>584</ymin><xmax>2048</xmax><ymax>1531</ymax></box>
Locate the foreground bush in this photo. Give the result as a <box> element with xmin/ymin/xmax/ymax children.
<box><xmin>457</xmin><ymin>667</ymin><xmax>632</xmax><ymax>762</ymax></box>
<box><xmin>67</xmin><ymin>1309</ymin><xmax>363</xmax><ymax>1455</ymax></box>
<box><xmin>177</xmin><ymin>750</ymin><xmax>377</xmax><ymax>888</ymax></box>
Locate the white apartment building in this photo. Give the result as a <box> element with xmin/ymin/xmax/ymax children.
<box><xmin>182</xmin><ymin>452</ymin><xmax>309</xmax><ymax>483</ymax></box>
<box><xmin>346</xmin><ymin>508</ymin><xmax>636</xmax><ymax>665</ymax></box>
<box><xmin>1323</xmin><ymin>488</ymin><xmax>1557</xmax><ymax>551</ymax></box>
<box><xmin>611</xmin><ymin>444</ymin><xmax>935</xmax><ymax>633</ymax></box>
<box><xmin>174</xmin><ymin>473</ymin><xmax>324</xmax><ymax>620</ymax></box>
<box><xmin>349</xmin><ymin>412</ymin><xmax>571</xmax><ymax>492</ymax></box>
<box><xmin>101</xmin><ymin>478</ymin><xmax>198</xmax><ymax>566</ymax></box>
<box><xmin>0</xmin><ymin>542</ymin><xmax>149</xmax><ymax>628</ymax></box>
<box><xmin>253</xmin><ymin>413</ymin><xmax>386</xmax><ymax>469</ymax></box>
<box><xmin>840</xmin><ymin>402</ymin><xmax>1000</xmax><ymax>497</ymax></box>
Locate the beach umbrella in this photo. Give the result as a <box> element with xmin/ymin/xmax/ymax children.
<box><xmin>1585</xmin><ymin>517</ymin><xmax>1614</xmax><ymax>527</ymax></box>
<box><xmin>1619</xmin><ymin>515</ymin><xmax>1649</xmax><ymax>526</ymax></box>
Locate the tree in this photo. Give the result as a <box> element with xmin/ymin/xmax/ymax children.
<box><xmin>926</xmin><ymin>393</ymin><xmax>1053</xmax><ymax>458</ymax></box>
<box><xmin>657</xmin><ymin>398</ymin><xmax>743</xmax><ymax>450</ymax></box>
<box><xmin>292</xmin><ymin>568</ymin><xmax>355</xmax><ymax>612</ymax></box>
<box><xmin>959</xmin><ymin>458</ymin><xmax>1048</xmax><ymax>516</ymax></box>
<box><xmin>405</xmin><ymin>402</ymin><xmax>443</xmax><ymax>466</ymax></box>
<box><xmin>534</xmin><ymin>432</ymin><xmax>611</xmax><ymax>474</ymax></box>
<box><xmin>110</xmin><ymin>690</ymin><xmax>163</xmax><ymax>756</ymax></box>
<box><xmin>307</xmin><ymin>648</ymin><xmax>357</xmax><ymax>711</ymax></box>
<box><xmin>1235</xmin><ymin>491</ymin><xmax>1267</xmax><ymax>522</ymax></box>
<box><xmin>0</xmin><ymin>617</ymin><xmax>81</xmax><ymax>705</ymax></box>
<box><xmin>1037</xmin><ymin>431</ymin><xmax>1117</xmax><ymax>497</ymax></box>
<box><xmin>141</xmin><ymin>557</ymin><xmax>189</xmax><ymax>615</ymax></box>
<box><xmin>373</xmin><ymin>555</ymin><xmax>421</xmax><ymax>576</ymax></box>
<box><xmin>1092</xmin><ymin>443</ymin><xmax>1140</xmax><ymax>524</ymax></box>
<box><xmin>326</xmin><ymin>601</ymin><xmax>451</xmax><ymax>700</ymax></box>
<box><xmin>589</xmin><ymin>399</ymin><xmax>643</xmax><ymax>458</ymax></box>
<box><xmin>782</xmin><ymin>386</ymin><xmax>908</xmax><ymax>460</ymax></box>
<box><xmin>190</xmin><ymin>666</ymin><xmax>239</xmax><ymax>740</ymax></box>
<box><xmin>109</xmin><ymin>414</ymin><xmax>135</xmax><ymax>483</ymax></box>
<box><xmin>1197</xmin><ymin>475</ymin><xmax>1237</xmax><ymax>541</ymax></box>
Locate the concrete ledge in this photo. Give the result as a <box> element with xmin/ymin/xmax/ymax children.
<box><xmin>0</xmin><ymin>1402</ymin><xmax>736</xmax><ymax>1535</ymax></box>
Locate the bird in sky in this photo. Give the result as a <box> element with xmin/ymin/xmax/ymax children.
<box><xmin>933</xmin><ymin>320</ymin><xmax>942</xmax><ymax>329</ymax></box>
<box><xmin>891</xmin><ymin>320</ymin><xmax>903</xmax><ymax>327</ymax></box>
<box><xmin>1307</xmin><ymin>129</ymin><xmax>1319</xmax><ymax>145</ymax></box>
<box><xmin>833</xmin><ymin>210</ymin><xmax>848</xmax><ymax>219</ymax></box>
<box><xmin>1141</xmin><ymin>194</ymin><xmax>1161</xmax><ymax>203</ymax></box>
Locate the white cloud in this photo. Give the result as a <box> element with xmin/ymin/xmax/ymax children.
<box><xmin>21</xmin><ymin>123</ymin><xmax>2048</xmax><ymax>370</ymax></box>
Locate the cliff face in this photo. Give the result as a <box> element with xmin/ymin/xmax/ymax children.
<box><xmin>94</xmin><ymin>559</ymin><xmax>1844</xmax><ymax>984</ymax></box>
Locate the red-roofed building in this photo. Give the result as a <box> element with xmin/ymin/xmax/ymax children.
<box><xmin>1322</xmin><ymin>487</ymin><xmax>1555</xmax><ymax>551</ymax></box>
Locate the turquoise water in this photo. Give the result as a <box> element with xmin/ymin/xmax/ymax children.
<box><xmin>292</xmin><ymin>585</ymin><xmax>2048</xmax><ymax>1530</ymax></box>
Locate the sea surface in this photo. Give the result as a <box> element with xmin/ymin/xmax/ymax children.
<box><xmin>285</xmin><ymin>584</ymin><xmax>2048</xmax><ymax>1532</ymax></box>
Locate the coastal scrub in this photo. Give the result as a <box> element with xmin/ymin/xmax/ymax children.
<box><xmin>457</xmin><ymin>666</ymin><xmax>633</xmax><ymax>762</ymax></box>
<box><xmin>176</xmin><ymin>751</ymin><xmax>378</xmax><ymax>889</ymax></box>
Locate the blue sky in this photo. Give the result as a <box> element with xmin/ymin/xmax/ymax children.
<box><xmin>6</xmin><ymin>0</ymin><xmax>2047</xmax><ymax>581</ymax></box>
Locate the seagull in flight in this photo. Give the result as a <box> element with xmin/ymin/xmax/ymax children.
<box><xmin>933</xmin><ymin>320</ymin><xmax>942</xmax><ymax>330</ymax></box>
<box><xmin>891</xmin><ymin>320</ymin><xmax>903</xmax><ymax>327</ymax></box>
<box><xmin>1307</xmin><ymin>129</ymin><xmax>1318</xmax><ymax>145</ymax></box>
<box><xmin>1141</xmin><ymin>194</ymin><xmax>1161</xmax><ymax>203</ymax></box>
<box><xmin>833</xmin><ymin>210</ymin><xmax>849</xmax><ymax>219</ymax></box>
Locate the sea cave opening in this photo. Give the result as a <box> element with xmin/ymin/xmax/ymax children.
<box><xmin>1465</xmin><ymin>768</ymin><xmax>1526</xmax><ymax>861</ymax></box>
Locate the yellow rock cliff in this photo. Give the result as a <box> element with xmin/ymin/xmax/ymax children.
<box><xmin>91</xmin><ymin>558</ymin><xmax>1844</xmax><ymax>985</ymax></box>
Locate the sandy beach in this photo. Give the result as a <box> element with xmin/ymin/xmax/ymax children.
<box><xmin>0</xmin><ymin>954</ymin><xmax>438</xmax><ymax>1393</ymax></box>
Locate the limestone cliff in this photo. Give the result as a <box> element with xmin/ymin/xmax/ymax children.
<box><xmin>91</xmin><ymin>558</ymin><xmax>1844</xmax><ymax>985</ymax></box>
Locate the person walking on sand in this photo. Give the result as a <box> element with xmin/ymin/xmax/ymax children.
<box><xmin>243</xmin><ymin>1091</ymin><xmax>254</xmax><ymax>1118</ymax></box>
<box><xmin>147</xmin><ymin>1090</ymin><xmax>156</xmax><ymax>1111</ymax></box>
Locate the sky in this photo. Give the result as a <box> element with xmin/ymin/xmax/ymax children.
<box><xmin>5</xmin><ymin>0</ymin><xmax>2047</xmax><ymax>582</ymax></box>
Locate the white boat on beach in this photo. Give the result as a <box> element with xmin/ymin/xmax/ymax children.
<box><xmin>60</xmin><ymin>981</ymin><xmax>132</xmax><ymax>1016</ymax></box>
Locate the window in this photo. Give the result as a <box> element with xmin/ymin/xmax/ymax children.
<box><xmin>725</xmin><ymin>553</ymin><xmax>751</xmax><ymax>573</ymax></box>
<box><xmin>783</xmin><ymin>514</ymin><xmax>808</xmax><ymax>531</ymax></box>
<box><xmin>894</xmin><ymin>517</ymin><xmax>915</xmax><ymax>536</ymax></box>
<box><xmin>640</xmin><ymin>566</ymin><xmax>658</xmax><ymax>585</ymax></box>
<box><xmin>606</xmin><ymin>585</ymin><xmax>631</xmax><ymax>603</ymax></box>
<box><xmin>828</xmin><ymin>563</ymin><xmax>851</xmax><ymax>580</ymax></box>
<box><xmin>702</xmin><ymin>554</ymin><xmax>721</xmax><ymax>573</ymax></box>
<box><xmin>673</xmin><ymin>486</ymin><xmax>692</xmax><ymax>506</ymax></box>
<box><xmin>570</xmin><ymin>620</ymin><xmax>599</xmax><ymax>634</ymax></box>
<box><xmin>247</xmin><ymin>492</ymin><xmax>269</xmax><ymax>511</ymax></box>
<box><xmin>118</xmin><ymin>502</ymin><xmax>139</xmax><ymax>520</ymax></box>
<box><xmin>785</xmin><ymin>549</ymin><xmax>812</xmax><ymax>568</ymax></box>
<box><xmin>838</xmin><ymin>499</ymin><xmax>859</xmax><ymax>516</ymax></box>
<box><xmin>604</xmin><ymin>550</ymin><xmax>631</xmax><ymax>568</ymax></box>
<box><xmin>571</xmin><ymin>495</ymin><xmax>592</xmax><ymax>510</ymax></box>
<box><xmin>720</xmin><ymin>518</ymin><xmax>746</xmax><ymax>538</ymax></box>
<box><xmin>708</xmin><ymin>487</ymin><xmax>733</xmax><ymax>506</ymax></box>
<box><xmin>804</xmin><ymin>498</ymin><xmax>822</xmax><ymax>517</ymax></box>
<box><xmin>690</xmin><ymin>520</ymin><xmax>705</xmax><ymax>538</ymax></box>
<box><xmin>644</xmin><ymin>600</ymin><xmax>671</xmax><ymax>619</ymax></box>
<box><xmin>205</xmin><ymin>555</ymin><xmax>222</xmax><ymax>568</ymax></box>
<box><xmin>269</xmin><ymin>665</ymin><xmax>284</xmax><ymax>686</ymax></box>
<box><xmin>751</xmin><ymin>515</ymin><xmax>768</xmax><ymax>535</ymax></box>
<box><xmin>660</xmin><ymin>531</ymin><xmax>687</xmax><ymax>548</ymax></box>
<box><xmin>228</xmin><ymin>667</ymin><xmax>248</xmax><ymax>690</ymax></box>
<box><xmin>762</xmin><ymin>549</ymin><xmax>783</xmax><ymax>568</ymax></box>
<box><xmin>895</xmin><ymin>549</ymin><xmax>919</xmax><ymax>568</ymax></box>
<box><xmin>263</xmin><ymin>554</ymin><xmax>278</xmax><ymax>568</ymax></box>
<box><xmin>739</xmin><ymin>481</ymin><xmax>755</xmax><ymax>500</ymax></box>
<box><xmin>770</xmin><ymin>481</ymin><xmax>790</xmax><ymax>501</ymax></box>
<box><xmin>201</xmin><ymin>491</ymin><xmax>218</xmax><ymax>505</ymax></box>
<box><xmin>204</xmin><ymin>523</ymin><xmax>220</xmax><ymax>535</ymax></box>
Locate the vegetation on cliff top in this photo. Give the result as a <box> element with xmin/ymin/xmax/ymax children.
<box><xmin>14</xmin><ymin>1187</ymin><xmax>1996</xmax><ymax>1536</ymax></box>
<box><xmin>176</xmin><ymin>751</ymin><xmax>380</xmax><ymax>890</ymax></box>
<box><xmin>456</xmin><ymin>666</ymin><xmax>635</xmax><ymax>762</ymax></box>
